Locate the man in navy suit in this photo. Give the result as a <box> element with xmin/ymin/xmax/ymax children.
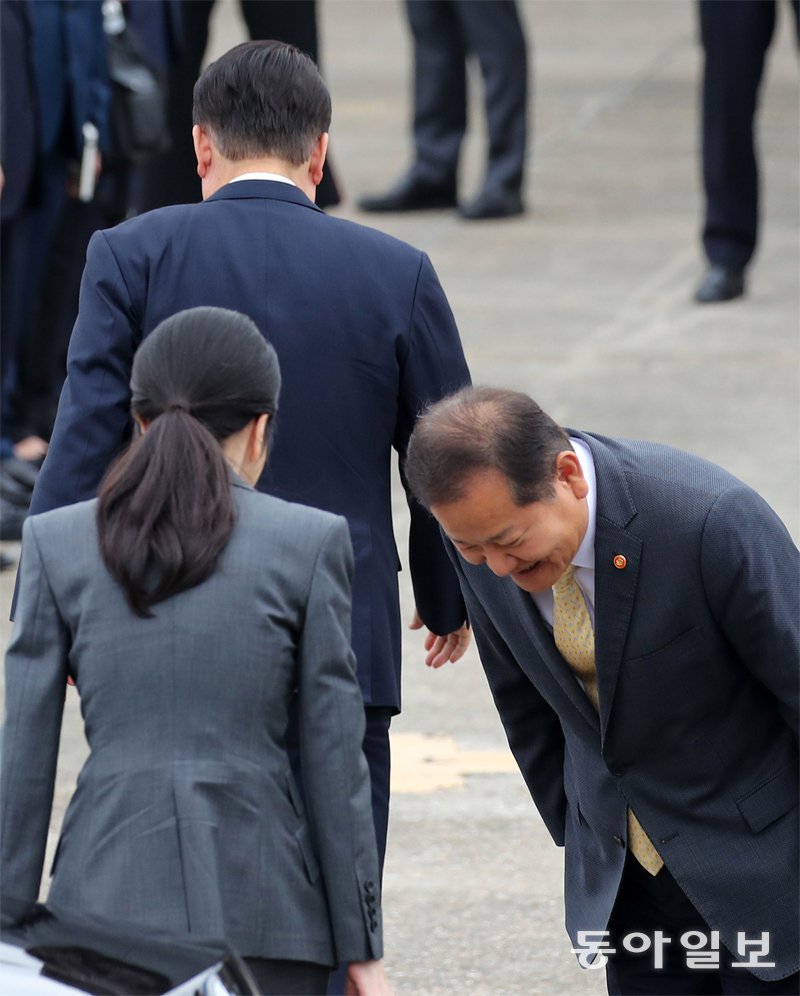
<box><xmin>405</xmin><ymin>387</ymin><xmax>798</xmax><ymax>995</ymax></box>
<box><xmin>29</xmin><ymin>40</ymin><xmax>471</xmax><ymax>892</ymax></box>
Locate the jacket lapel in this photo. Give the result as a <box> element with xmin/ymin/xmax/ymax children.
<box><xmin>594</xmin><ymin>519</ymin><xmax>642</xmax><ymax>740</ymax></box>
<box><xmin>506</xmin><ymin>580</ymin><xmax>601</xmax><ymax>732</ymax></box>
<box><xmin>576</xmin><ymin>432</ymin><xmax>642</xmax><ymax>743</ymax></box>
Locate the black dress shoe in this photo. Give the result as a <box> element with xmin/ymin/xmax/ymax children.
<box><xmin>459</xmin><ymin>188</ymin><xmax>524</xmax><ymax>220</ymax></box>
<box><xmin>357</xmin><ymin>172</ymin><xmax>457</xmax><ymax>213</ymax></box>
<box><xmin>695</xmin><ymin>264</ymin><xmax>745</xmax><ymax>303</ymax></box>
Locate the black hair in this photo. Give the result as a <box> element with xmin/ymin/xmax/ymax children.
<box><xmin>405</xmin><ymin>386</ymin><xmax>571</xmax><ymax>509</ymax></box>
<box><xmin>97</xmin><ymin>307</ymin><xmax>281</xmax><ymax>617</ymax></box>
<box><xmin>192</xmin><ymin>39</ymin><xmax>331</xmax><ymax>164</ymax></box>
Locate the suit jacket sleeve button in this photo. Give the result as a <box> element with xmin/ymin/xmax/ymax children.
<box><xmin>613</xmin><ymin>835</ymin><xmax>625</xmax><ymax>848</ymax></box>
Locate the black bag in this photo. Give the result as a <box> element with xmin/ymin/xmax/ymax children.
<box><xmin>105</xmin><ymin>11</ymin><xmax>171</xmax><ymax>166</ymax></box>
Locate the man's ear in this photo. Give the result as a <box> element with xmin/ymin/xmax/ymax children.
<box><xmin>308</xmin><ymin>132</ymin><xmax>329</xmax><ymax>187</ymax></box>
<box><xmin>192</xmin><ymin>124</ymin><xmax>213</xmax><ymax>179</ymax></box>
<box><xmin>555</xmin><ymin>450</ymin><xmax>589</xmax><ymax>500</ymax></box>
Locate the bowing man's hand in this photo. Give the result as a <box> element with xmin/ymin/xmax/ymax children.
<box><xmin>409</xmin><ymin>610</ymin><xmax>471</xmax><ymax>669</ymax></box>
<box><xmin>345</xmin><ymin>959</ymin><xmax>393</xmax><ymax>996</ymax></box>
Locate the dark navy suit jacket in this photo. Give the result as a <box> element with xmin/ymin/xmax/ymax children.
<box><xmin>29</xmin><ymin>180</ymin><xmax>470</xmax><ymax>711</ymax></box>
<box><xmin>447</xmin><ymin>432</ymin><xmax>799</xmax><ymax>981</ymax></box>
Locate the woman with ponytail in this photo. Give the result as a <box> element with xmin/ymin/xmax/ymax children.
<box><xmin>1</xmin><ymin>308</ymin><xmax>391</xmax><ymax>996</ymax></box>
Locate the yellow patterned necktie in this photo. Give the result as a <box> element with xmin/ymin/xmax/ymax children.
<box><xmin>552</xmin><ymin>565</ymin><xmax>664</xmax><ymax>876</ymax></box>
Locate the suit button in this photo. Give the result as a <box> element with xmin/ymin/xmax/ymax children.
<box><xmin>613</xmin><ymin>835</ymin><xmax>625</xmax><ymax>848</ymax></box>
<box><xmin>370</xmin><ymin>918</ymin><xmax>378</xmax><ymax>931</ymax></box>
<box><xmin>365</xmin><ymin>881</ymin><xmax>375</xmax><ymax>894</ymax></box>
<box><xmin>610</xmin><ymin>765</ymin><xmax>628</xmax><ymax>777</ymax></box>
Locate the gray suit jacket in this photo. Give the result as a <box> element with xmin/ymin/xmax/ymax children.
<box><xmin>447</xmin><ymin>433</ymin><xmax>799</xmax><ymax>982</ymax></box>
<box><xmin>1</xmin><ymin>479</ymin><xmax>382</xmax><ymax>965</ymax></box>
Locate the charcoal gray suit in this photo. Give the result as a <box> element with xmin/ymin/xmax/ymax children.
<box><xmin>445</xmin><ymin>433</ymin><xmax>799</xmax><ymax>982</ymax></box>
<box><xmin>1</xmin><ymin>479</ymin><xmax>382</xmax><ymax>966</ymax></box>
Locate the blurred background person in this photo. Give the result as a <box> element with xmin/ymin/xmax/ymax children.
<box><xmin>1</xmin><ymin>307</ymin><xmax>391</xmax><ymax>996</ymax></box>
<box><xmin>0</xmin><ymin>0</ymin><xmax>176</xmax><ymax>548</ymax></box>
<box><xmin>0</xmin><ymin>0</ymin><xmax>109</xmax><ymax>544</ymax></box>
<box><xmin>0</xmin><ymin>0</ymin><xmax>41</xmax><ymax>553</ymax></box>
<box><xmin>14</xmin><ymin>0</ymin><xmax>175</xmax><ymax>453</ymax></box>
<box><xmin>358</xmin><ymin>0</ymin><xmax>529</xmax><ymax>219</ymax></box>
<box><xmin>695</xmin><ymin>0</ymin><xmax>800</xmax><ymax>303</ymax></box>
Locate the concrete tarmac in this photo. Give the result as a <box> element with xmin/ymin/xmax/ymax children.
<box><xmin>1</xmin><ymin>2</ymin><xmax>797</xmax><ymax>994</ymax></box>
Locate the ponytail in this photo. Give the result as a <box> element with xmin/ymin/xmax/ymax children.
<box><xmin>93</xmin><ymin>306</ymin><xmax>281</xmax><ymax>619</ymax></box>
<box><xmin>97</xmin><ymin>408</ymin><xmax>236</xmax><ymax>617</ymax></box>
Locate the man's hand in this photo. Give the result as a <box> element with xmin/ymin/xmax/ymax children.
<box><xmin>345</xmin><ymin>959</ymin><xmax>393</xmax><ymax>995</ymax></box>
<box><xmin>409</xmin><ymin>610</ymin><xmax>471</xmax><ymax>668</ymax></box>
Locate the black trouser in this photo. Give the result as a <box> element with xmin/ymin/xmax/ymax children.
<box><xmin>698</xmin><ymin>0</ymin><xmax>800</xmax><ymax>269</ymax></box>
<box><xmin>406</xmin><ymin>0</ymin><xmax>528</xmax><ymax>194</ymax></box>
<box><xmin>244</xmin><ymin>956</ymin><xmax>330</xmax><ymax>995</ymax></box>
<box><xmin>606</xmin><ymin>855</ymin><xmax>799</xmax><ymax>995</ymax></box>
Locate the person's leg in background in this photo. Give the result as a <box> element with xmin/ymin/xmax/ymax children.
<box><xmin>453</xmin><ymin>0</ymin><xmax>528</xmax><ymax>219</ymax></box>
<box><xmin>358</xmin><ymin>0</ymin><xmax>463</xmax><ymax>211</ymax></box>
<box><xmin>695</xmin><ymin>0</ymin><xmax>776</xmax><ymax>302</ymax></box>
<box><xmin>406</xmin><ymin>0</ymin><xmax>466</xmax><ymax>193</ymax></box>
<box><xmin>12</xmin><ymin>195</ymin><xmax>110</xmax><ymax>442</ymax></box>
<box><xmin>136</xmin><ymin>0</ymin><xmax>214</xmax><ymax>212</ymax></box>
<box><xmin>4</xmin><ymin>147</ymin><xmax>68</xmax><ymax>453</ymax></box>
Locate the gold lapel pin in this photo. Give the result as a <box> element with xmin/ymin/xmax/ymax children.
<box><xmin>613</xmin><ymin>554</ymin><xmax>627</xmax><ymax>570</ymax></box>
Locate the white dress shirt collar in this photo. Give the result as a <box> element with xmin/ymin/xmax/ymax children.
<box><xmin>530</xmin><ymin>436</ymin><xmax>597</xmax><ymax>626</ymax></box>
<box><xmin>228</xmin><ymin>172</ymin><xmax>296</xmax><ymax>186</ymax></box>
<box><xmin>571</xmin><ymin>436</ymin><xmax>596</xmax><ymax>572</ymax></box>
